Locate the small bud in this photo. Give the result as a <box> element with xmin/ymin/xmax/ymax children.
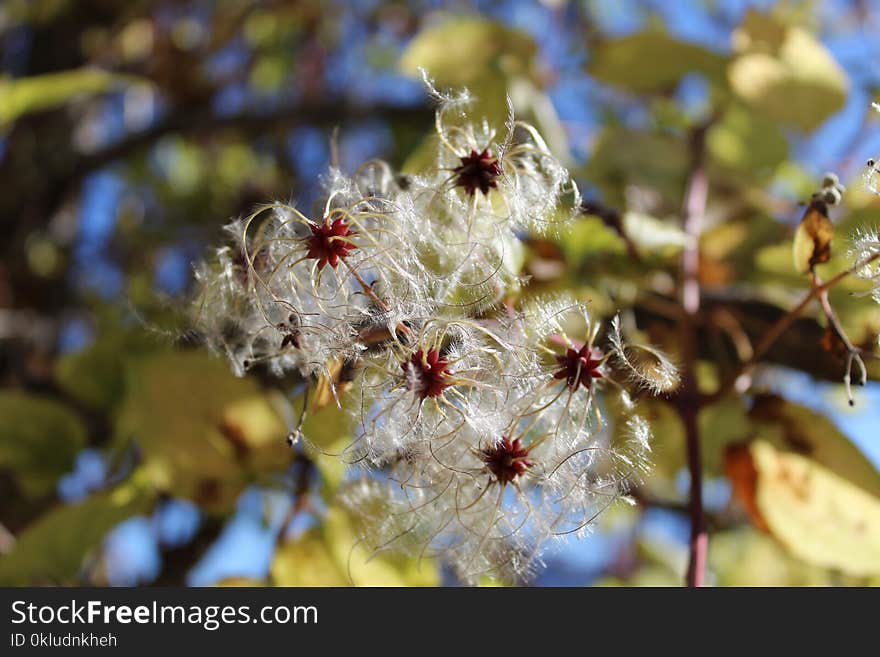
<box><xmin>822</xmin><ymin>172</ymin><xmax>839</xmax><ymax>188</ymax></box>
<box><xmin>823</xmin><ymin>187</ymin><xmax>842</xmax><ymax>206</ymax></box>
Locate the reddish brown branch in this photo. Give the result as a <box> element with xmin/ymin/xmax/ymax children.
<box><xmin>678</xmin><ymin>123</ymin><xmax>710</xmax><ymax>588</ymax></box>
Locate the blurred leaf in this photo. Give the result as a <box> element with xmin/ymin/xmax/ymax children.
<box><xmin>622</xmin><ymin>212</ymin><xmax>687</xmax><ymax>254</ymax></box>
<box><xmin>629</xmin><ymin>395</ymin><xmax>750</xmax><ymax>490</ymax></box>
<box><xmin>322</xmin><ymin>505</ymin><xmax>439</xmax><ymax>586</ymax></box>
<box><xmin>596</xmin><ymin>565</ymin><xmax>681</xmax><ymax>587</ymax></box>
<box><xmin>297</xmin><ymin>394</ymin><xmax>355</xmax><ymax>492</ymax></box>
<box><xmin>401</xmin><ymin>16</ymin><xmax>537</xmax><ymax>125</ymax></box>
<box><xmin>584</xmin><ymin>128</ymin><xmax>688</xmax><ymax>206</ymax></box>
<box><xmin>728</xmin><ymin>12</ymin><xmax>848</xmax><ymax>131</ymax></box>
<box><xmin>401</xmin><ymin>17</ymin><xmax>536</xmax><ymax>88</ymax></box>
<box><xmin>0</xmin><ymin>69</ymin><xmax>135</xmax><ymax>127</ymax></box>
<box><xmin>116</xmin><ymin>351</ymin><xmax>289</xmax><ymax>513</ymax></box>
<box><xmin>754</xmin><ymin>240</ymin><xmax>802</xmax><ymax>282</ymax></box>
<box><xmin>707</xmin><ymin>104</ymin><xmax>789</xmax><ymax>179</ymax></box>
<box><xmin>748</xmin><ymin>394</ymin><xmax>880</xmax><ymax>498</ymax></box>
<box><xmin>623</xmin><ymin>398</ymin><xmax>682</xmax><ymax>493</ymax></box>
<box><xmin>271</xmin><ymin>529</ymin><xmax>348</xmax><ymax>586</ymax></box>
<box><xmin>561</xmin><ymin>215</ymin><xmax>626</xmax><ymax>261</ymax></box>
<box><xmin>699</xmin><ymin>395</ymin><xmax>752</xmax><ymax>475</ymax></box>
<box><xmin>215</xmin><ymin>577</ymin><xmax>267</xmax><ymax>586</ymax></box>
<box><xmin>55</xmin><ymin>329</ymin><xmax>156</xmax><ymax>411</ymax></box>
<box><xmin>792</xmin><ymin>200</ymin><xmax>833</xmax><ymax>273</ymax></box>
<box><xmin>727</xmin><ymin>440</ymin><xmax>880</xmax><ymax>576</ymax></box>
<box><xmin>588</xmin><ymin>30</ymin><xmax>726</xmax><ymax>93</ymax></box>
<box><xmin>0</xmin><ymin>478</ymin><xmax>154</xmax><ymax>585</ymax></box>
<box><xmin>0</xmin><ymin>391</ymin><xmax>86</xmax><ymax>497</ymax></box>
<box><xmin>270</xmin><ymin>506</ymin><xmax>440</xmax><ymax>587</ymax></box>
<box><xmin>250</xmin><ymin>55</ymin><xmax>287</xmax><ymax>91</ymax></box>
<box><xmin>597</xmin><ymin>534</ymin><xmax>684</xmax><ymax>586</ymax></box>
<box><xmin>401</xmin><ymin>133</ymin><xmax>441</xmax><ymax>174</ymax></box>
<box><xmin>709</xmin><ymin>527</ymin><xmax>832</xmax><ymax>586</ymax></box>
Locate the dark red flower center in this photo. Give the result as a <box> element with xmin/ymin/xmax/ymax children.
<box><xmin>305</xmin><ymin>217</ymin><xmax>357</xmax><ymax>270</ymax></box>
<box><xmin>401</xmin><ymin>348</ymin><xmax>454</xmax><ymax>399</ymax></box>
<box><xmin>453</xmin><ymin>148</ymin><xmax>502</xmax><ymax>196</ymax></box>
<box><xmin>553</xmin><ymin>344</ymin><xmax>604</xmax><ymax>390</ymax></box>
<box><xmin>480</xmin><ymin>437</ymin><xmax>534</xmax><ymax>485</ymax></box>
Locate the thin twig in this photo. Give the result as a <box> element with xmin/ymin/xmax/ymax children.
<box><xmin>811</xmin><ymin>271</ymin><xmax>868</xmax><ymax>406</ymax></box>
<box><xmin>708</xmin><ymin>251</ymin><xmax>880</xmax><ymax>402</ymax></box>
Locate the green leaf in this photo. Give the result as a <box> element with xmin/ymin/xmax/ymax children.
<box><xmin>55</xmin><ymin>330</ymin><xmax>156</xmax><ymax>411</ymax></box>
<box><xmin>588</xmin><ymin>30</ymin><xmax>727</xmax><ymax>93</ymax></box>
<box><xmin>707</xmin><ymin>103</ymin><xmax>789</xmax><ymax>178</ymax></box>
<box><xmin>400</xmin><ymin>17</ymin><xmax>537</xmax><ymax>125</ymax></box>
<box><xmin>401</xmin><ymin>17</ymin><xmax>536</xmax><ymax>89</ymax></box>
<box><xmin>625</xmin><ymin>395</ymin><xmax>751</xmax><ymax>491</ymax></box>
<box><xmin>558</xmin><ymin>215</ymin><xmax>626</xmax><ymax>263</ymax></box>
<box><xmin>728</xmin><ymin>12</ymin><xmax>848</xmax><ymax>131</ymax></box>
<box><xmin>0</xmin><ymin>391</ymin><xmax>86</xmax><ymax>497</ymax></box>
<box><xmin>0</xmin><ymin>69</ymin><xmax>135</xmax><ymax>127</ymax></box>
<box><xmin>116</xmin><ymin>350</ymin><xmax>290</xmax><ymax>513</ymax></box>
<box><xmin>584</xmin><ymin>128</ymin><xmax>688</xmax><ymax>207</ymax></box>
<box><xmin>622</xmin><ymin>212</ymin><xmax>688</xmax><ymax>254</ymax></box>
<box><xmin>0</xmin><ymin>478</ymin><xmax>154</xmax><ymax>585</ymax></box>
<box><xmin>291</xmin><ymin>393</ymin><xmax>356</xmax><ymax>493</ymax></box>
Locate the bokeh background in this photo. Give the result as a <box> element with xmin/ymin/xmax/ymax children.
<box><xmin>2</xmin><ymin>0</ymin><xmax>880</xmax><ymax>586</ymax></box>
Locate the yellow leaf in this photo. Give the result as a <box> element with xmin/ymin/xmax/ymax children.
<box><xmin>116</xmin><ymin>351</ymin><xmax>289</xmax><ymax>513</ymax></box>
<box><xmin>400</xmin><ymin>17</ymin><xmax>536</xmax><ymax>88</ymax></box>
<box><xmin>0</xmin><ymin>69</ymin><xmax>137</xmax><ymax>126</ymax></box>
<box><xmin>792</xmin><ymin>199</ymin><xmax>833</xmax><ymax>273</ymax></box>
<box><xmin>270</xmin><ymin>530</ymin><xmax>348</xmax><ymax>586</ymax></box>
<box><xmin>323</xmin><ymin>506</ymin><xmax>439</xmax><ymax>587</ymax></box>
<box><xmin>732</xmin><ymin>440</ymin><xmax>880</xmax><ymax>576</ymax></box>
<box><xmin>270</xmin><ymin>507</ymin><xmax>440</xmax><ymax>587</ymax></box>
<box><xmin>709</xmin><ymin>527</ymin><xmax>832</xmax><ymax>586</ymax></box>
<box><xmin>749</xmin><ymin>395</ymin><xmax>880</xmax><ymax>498</ymax></box>
<box><xmin>728</xmin><ymin>12</ymin><xmax>848</xmax><ymax>131</ymax></box>
<box><xmin>400</xmin><ymin>17</ymin><xmax>537</xmax><ymax>126</ymax></box>
<box><xmin>215</xmin><ymin>577</ymin><xmax>266</xmax><ymax>587</ymax></box>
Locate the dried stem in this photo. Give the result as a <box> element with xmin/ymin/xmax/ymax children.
<box><xmin>811</xmin><ymin>270</ymin><xmax>868</xmax><ymax>406</ymax></box>
<box><xmin>709</xmin><ymin>251</ymin><xmax>880</xmax><ymax>402</ymax></box>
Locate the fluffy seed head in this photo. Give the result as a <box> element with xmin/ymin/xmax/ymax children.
<box><xmin>189</xmin><ymin>82</ymin><xmax>680</xmax><ymax>584</ymax></box>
